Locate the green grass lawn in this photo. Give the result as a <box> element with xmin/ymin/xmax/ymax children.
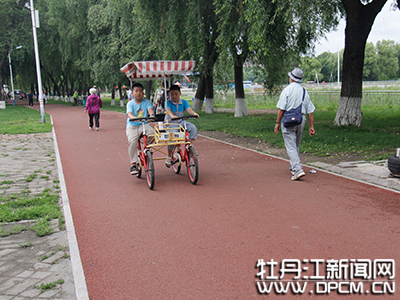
<box><xmin>196</xmin><ymin>106</ymin><xmax>400</xmax><ymax>160</ymax></box>
<box><xmin>0</xmin><ymin>105</ymin><xmax>53</xmax><ymax>134</ymax></box>
<box><xmin>46</xmin><ymin>96</ymin><xmax>400</xmax><ymax>160</ymax></box>
<box><xmin>0</xmin><ymin>188</ymin><xmax>64</xmax><ymax>236</ymax></box>
<box><xmin>0</xmin><ymin>105</ymin><xmax>59</xmax><ymax>237</ymax></box>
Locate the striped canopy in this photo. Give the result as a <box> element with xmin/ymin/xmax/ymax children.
<box><xmin>120</xmin><ymin>60</ymin><xmax>196</xmax><ymax>81</ymax></box>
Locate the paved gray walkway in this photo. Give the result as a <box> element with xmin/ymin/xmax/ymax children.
<box><xmin>309</xmin><ymin>159</ymin><xmax>400</xmax><ymax>192</ymax></box>
<box><xmin>1</xmin><ymin>130</ymin><xmax>399</xmax><ymax>300</ymax></box>
<box><xmin>0</xmin><ymin>133</ymin><xmax>75</xmax><ymax>299</ymax></box>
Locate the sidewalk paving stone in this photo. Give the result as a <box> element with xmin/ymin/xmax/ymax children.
<box><xmin>0</xmin><ymin>133</ymin><xmax>76</xmax><ymax>300</ymax></box>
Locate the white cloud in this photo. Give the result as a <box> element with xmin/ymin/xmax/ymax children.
<box><xmin>315</xmin><ymin>1</ymin><xmax>400</xmax><ymax>55</ymax></box>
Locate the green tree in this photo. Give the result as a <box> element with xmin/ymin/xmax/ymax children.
<box><xmin>187</xmin><ymin>0</ymin><xmax>220</xmax><ymax>113</ymax></box>
<box><xmin>0</xmin><ymin>0</ymin><xmax>31</xmax><ymax>100</ymax></box>
<box><xmin>133</xmin><ymin>0</ymin><xmax>189</xmax><ymax>60</ymax></box>
<box><xmin>45</xmin><ymin>0</ymin><xmax>94</xmax><ymax>97</ymax></box>
<box><xmin>315</xmin><ymin>51</ymin><xmax>341</xmax><ymax>83</ymax></box>
<box><xmin>245</xmin><ymin>0</ymin><xmax>342</xmax><ymax>89</ymax></box>
<box><xmin>213</xmin><ymin>52</ymin><xmax>234</xmax><ymax>93</ymax></box>
<box><xmin>363</xmin><ymin>40</ymin><xmax>399</xmax><ymax>81</ymax></box>
<box><xmin>128</xmin><ymin>0</ymin><xmax>191</xmax><ymax>98</ymax></box>
<box><xmin>86</xmin><ymin>0</ymin><xmax>131</xmax><ymax>101</ymax></box>
<box><xmin>375</xmin><ymin>40</ymin><xmax>399</xmax><ymax>80</ymax></box>
<box><xmin>300</xmin><ymin>57</ymin><xmax>323</xmax><ymax>83</ymax></box>
<box><xmin>215</xmin><ymin>0</ymin><xmax>251</xmax><ymax>117</ymax></box>
<box><xmin>243</xmin><ymin>66</ymin><xmax>264</xmax><ymax>84</ymax></box>
<box><xmin>396</xmin><ymin>42</ymin><xmax>400</xmax><ymax>78</ymax></box>
<box><xmin>363</xmin><ymin>42</ymin><xmax>378</xmax><ymax>81</ymax></box>
<box><xmin>334</xmin><ymin>0</ymin><xmax>400</xmax><ymax>127</ymax></box>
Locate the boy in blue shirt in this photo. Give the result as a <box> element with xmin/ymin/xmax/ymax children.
<box><xmin>126</xmin><ymin>83</ymin><xmax>155</xmax><ymax>175</ymax></box>
<box><xmin>165</xmin><ymin>84</ymin><xmax>199</xmax><ymax>167</ymax></box>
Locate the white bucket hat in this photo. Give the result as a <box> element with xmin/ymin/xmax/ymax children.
<box><xmin>288</xmin><ymin>67</ymin><xmax>303</xmax><ymax>83</ymax></box>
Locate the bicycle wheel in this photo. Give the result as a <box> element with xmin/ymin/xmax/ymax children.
<box><xmin>186</xmin><ymin>146</ymin><xmax>199</xmax><ymax>184</ymax></box>
<box><xmin>172</xmin><ymin>146</ymin><xmax>181</xmax><ymax>174</ymax></box>
<box><xmin>145</xmin><ymin>150</ymin><xmax>155</xmax><ymax>190</ymax></box>
<box><xmin>136</xmin><ymin>156</ymin><xmax>142</xmax><ymax>178</ymax></box>
<box><xmin>136</xmin><ymin>139</ymin><xmax>144</xmax><ymax>178</ymax></box>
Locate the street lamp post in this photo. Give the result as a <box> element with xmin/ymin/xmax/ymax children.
<box><xmin>30</xmin><ymin>0</ymin><xmax>45</xmax><ymax>123</ymax></box>
<box><xmin>8</xmin><ymin>53</ymin><xmax>15</xmax><ymax>106</ymax></box>
<box><xmin>8</xmin><ymin>46</ymin><xmax>23</xmax><ymax>106</ymax></box>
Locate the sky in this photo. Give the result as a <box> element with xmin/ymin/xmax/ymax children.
<box><xmin>314</xmin><ymin>1</ymin><xmax>400</xmax><ymax>55</ymax></box>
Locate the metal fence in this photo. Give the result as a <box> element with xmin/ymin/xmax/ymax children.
<box><xmin>309</xmin><ymin>91</ymin><xmax>400</xmax><ymax>106</ymax></box>
<box><xmin>209</xmin><ymin>90</ymin><xmax>400</xmax><ymax>107</ymax></box>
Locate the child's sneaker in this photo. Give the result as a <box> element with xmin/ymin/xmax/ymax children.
<box><xmin>89</xmin><ymin>127</ymin><xmax>92</xmax><ymax>130</ymax></box>
<box><xmin>130</xmin><ymin>164</ymin><xmax>138</xmax><ymax>175</ymax></box>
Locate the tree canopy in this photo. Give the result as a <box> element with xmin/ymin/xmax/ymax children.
<box><xmin>1</xmin><ymin>0</ymin><xmax>342</xmax><ymax>99</ymax></box>
<box><xmin>335</xmin><ymin>0</ymin><xmax>399</xmax><ymax>127</ymax></box>
<box><xmin>1</xmin><ymin>0</ymin><xmax>399</xmax><ymax>128</ymax></box>
<box><xmin>0</xmin><ymin>0</ymin><xmax>31</xmax><ymax>99</ymax></box>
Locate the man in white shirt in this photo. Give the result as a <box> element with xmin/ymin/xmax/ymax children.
<box><xmin>274</xmin><ymin>67</ymin><xmax>316</xmax><ymax>180</ymax></box>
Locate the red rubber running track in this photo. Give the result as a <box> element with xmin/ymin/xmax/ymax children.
<box><xmin>44</xmin><ymin>104</ymin><xmax>399</xmax><ymax>299</ymax></box>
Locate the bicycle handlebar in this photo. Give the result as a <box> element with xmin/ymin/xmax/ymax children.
<box><xmin>129</xmin><ymin>116</ymin><xmax>156</xmax><ymax>122</ymax></box>
<box><xmin>171</xmin><ymin>115</ymin><xmax>198</xmax><ymax>121</ymax></box>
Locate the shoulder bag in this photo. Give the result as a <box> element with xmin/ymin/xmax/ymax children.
<box><xmin>283</xmin><ymin>88</ymin><xmax>305</xmax><ymax>128</ymax></box>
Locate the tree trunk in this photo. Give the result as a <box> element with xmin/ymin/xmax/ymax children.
<box><xmin>0</xmin><ymin>56</ymin><xmax>6</xmax><ymax>101</ymax></box>
<box><xmin>193</xmin><ymin>73</ymin><xmax>215</xmax><ymax>113</ymax></box>
<box><xmin>69</xmin><ymin>81</ymin><xmax>74</xmax><ymax>97</ymax></box>
<box><xmin>145</xmin><ymin>81</ymin><xmax>152</xmax><ymax>102</ymax></box>
<box><xmin>43</xmin><ymin>77</ymin><xmax>50</xmax><ymax>96</ymax></box>
<box><xmin>205</xmin><ymin>73</ymin><xmax>214</xmax><ymax>113</ymax></box>
<box><xmin>334</xmin><ymin>96</ymin><xmax>363</xmax><ymax>126</ymax></box>
<box><xmin>234</xmin><ymin>63</ymin><xmax>247</xmax><ymax>117</ymax></box>
<box><xmin>192</xmin><ymin>73</ymin><xmax>206</xmax><ymax>111</ymax></box>
<box><xmin>118</xmin><ymin>83</ymin><xmax>122</xmax><ymax>100</ymax></box>
<box><xmin>235</xmin><ymin>98</ymin><xmax>248</xmax><ymax>117</ymax></box>
<box><xmin>111</xmin><ymin>84</ymin><xmax>115</xmax><ymax>105</ymax></box>
<box><xmin>192</xmin><ymin>28</ymin><xmax>219</xmax><ymax>113</ymax></box>
<box><xmin>118</xmin><ymin>83</ymin><xmax>124</xmax><ymax>107</ymax></box>
<box><xmin>62</xmin><ymin>77</ymin><xmax>66</xmax><ymax>100</ymax></box>
<box><xmin>335</xmin><ymin>0</ymin><xmax>387</xmax><ymax>127</ymax></box>
<box><xmin>48</xmin><ymin>73</ymin><xmax>61</xmax><ymax>96</ymax></box>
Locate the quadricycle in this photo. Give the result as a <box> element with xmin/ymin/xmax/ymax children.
<box><xmin>120</xmin><ymin>60</ymin><xmax>199</xmax><ymax>190</ymax></box>
<box><xmin>131</xmin><ymin>115</ymin><xmax>199</xmax><ymax>190</ymax></box>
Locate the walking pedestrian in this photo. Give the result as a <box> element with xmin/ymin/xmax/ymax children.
<box><xmin>43</xmin><ymin>91</ymin><xmax>47</xmax><ymax>104</ymax></box>
<box><xmin>28</xmin><ymin>91</ymin><xmax>34</xmax><ymax>107</ymax></box>
<box><xmin>84</xmin><ymin>88</ymin><xmax>103</xmax><ymax>131</ymax></box>
<box><xmin>73</xmin><ymin>90</ymin><xmax>79</xmax><ymax>105</ymax></box>
<box><xmin>274</xmin><ymin>67</ymin><xmax>316</xmax><ymax>180</ymax></box>
<box><xmin>155</xmin><ymin>81</ymin><xmax>169</xmax><ymax>114</ymax></box>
